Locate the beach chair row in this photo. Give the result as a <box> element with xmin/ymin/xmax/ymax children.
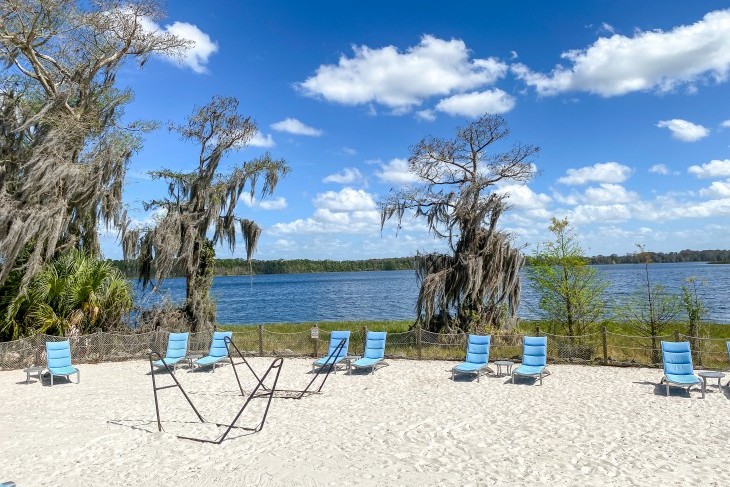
<box><xmin>37</xmin><ymin>331</ymin><xmax>730</xmax><ymax>396</ymax></box>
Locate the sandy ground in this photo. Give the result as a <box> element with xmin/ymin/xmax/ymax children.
<box><xmin>2</xmin><ymin>357</ymin><xmax>729</xmax><ymax>487</ymax></box>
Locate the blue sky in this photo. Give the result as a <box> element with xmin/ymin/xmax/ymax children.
<box><xmin>106</xmin><ymin>1</ymin><xmax>730</xmax><ymax>260</ymax></box>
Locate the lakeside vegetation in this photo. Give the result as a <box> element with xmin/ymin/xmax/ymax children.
<box><xmin>109</xmin><ymin>249</ymin><xmax>730</xmax><ymax>278</ymax></box>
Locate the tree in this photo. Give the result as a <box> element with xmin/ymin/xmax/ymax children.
<box><xmin>0</xmin><ymin>0</ymin><xmax>188</xmax><ymax>287</ymax></box>
<box><xmin>528</xmin><ymin>217</ymin><xmax>607</xmax><ymax>337</ymax></box>
<box><xmin>681</xmin><ymin>277</ymin><xmax>707</xmax><ymax>365</ymax></box>
<box><xmin>1</xmin><ymin>250</ymin><xmax>132</xmax><ymax>340</ymax></box>
<box><xmin>380</xmin><ymin>114</ymin><xmax>538</xmax><ymax>333</ymax></box>
<box><xmin>622</xmin><ymin>245</ymin><xmax>680</xmax><ymax>363</ymax></box>
<box><xmin>124</xmin><ymin>96</ymin><xmax>290</xmax><ymax>331</ymax></box>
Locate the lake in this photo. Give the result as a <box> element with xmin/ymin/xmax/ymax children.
<box><xmin>133</xmin><ymin>262</ymin><xmax>730</xmax><ymax>325</ymax></box>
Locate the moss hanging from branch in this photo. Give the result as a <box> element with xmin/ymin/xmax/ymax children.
<box><xmin>380</xmin><ymin>114</ymin><xmax>538</xmax><ymax>333</ymax></box>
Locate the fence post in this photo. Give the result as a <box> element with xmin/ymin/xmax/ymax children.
<box><xmin>312</xmin><ymin>324</ymin><xmax>319</xmax><ymax>358</ymax></box>
<box><xmin>601</xmin><ymin>326</ymin><xmax>608</xmax><ymax>365</ymax></box>
<box><xmin>97</xmin><ymin>328</ymin><xmax>104</xmax><ymax>362</ymax></box>
<box><xmin>674</xmin><ymin>330</ymin><xmax>680</xmax><ymax>342</ymax></box>
<box><xmin>35</xmin><ymin>332</ymin><xmax>41</xmax><ymax>366</ymax></box>
<box><xmin>361</xmin><ymin>326</ymin><xmax>368</xmax><ymax>355</ymax></box>
<box><xmin>154</xmin><ymin>324</ymin><xmax>161</xmax><ymax>355</ymax></box>
<box><xmin>535</xmin><ymin>325</ymin><xmax>541</xmax><ymax>336</ymax></box>
<box><xmin>258</xmin><ymin>324</ymin><xmax>264</xmax><ymax>356</ymax></box>
<box><xmin>416</xmin><ymin>324</ymin><xmax>422</xmax><ymax>360</ymax></box>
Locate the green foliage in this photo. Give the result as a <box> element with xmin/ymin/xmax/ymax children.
<box><xmin>681</xmin><ymin>277</ymin><xmax>707</xmax><ymax>336</ymax></box>
<box><xmin>528</xmin><ymin>217</ymin><xmax>607</xmax><ymax>336</ymax></box>
<box><xmin>620</xmin><ymin>245</ymin><xmax>681</xmax><ymax>362</ymax></box>
<box><xmin>1</xmin><ymin>250</ymin><xmax>132</xmax><ymax>340</ymax></box>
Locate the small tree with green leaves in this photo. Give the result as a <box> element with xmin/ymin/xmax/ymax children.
<box><xmin>528</xmin><ymin>217</ymin><xmax>607</xmax><ymax>338</ymax></box>
<box><xmin>622</xmin><ymin>245</ymin><xmax>680</xmax><ymax>363</ymax></box>
<box><xmin>681</xmin><ymin>277</ymin><xmax>707</xmax><ymax>364</ymax></box>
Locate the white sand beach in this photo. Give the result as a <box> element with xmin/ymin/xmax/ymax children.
<box><xmin>2</xmin><ymin>358</ymin><xmax>729</xmax><ymax>487</ymax></box>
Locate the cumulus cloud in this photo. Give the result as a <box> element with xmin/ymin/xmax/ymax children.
<box><xmin>270</xmin><ymin>118</ymin><xmax>323</xmax><ymax>136</ymax></box>
<box><xmin>688</xmin><ymin>159</ymin><xmax>730</xmax><ymax>178</ymax></box>
<box><xmin>583</xmin><ymin>184</ymin><xmax>639</xmax><ymax>204</ymax></box>
<box><xmin>375</xmin><ymin>158</ymin><xmax>420</xmax><ymax>184</ymax></box>
<box><xmin>322</xmin><ymin>167</ymin><xmax>364</xmax><ymax>184</ymax></box>
<box><xmin>656</xmin><ymin>119</ymin><xmax>710</xmax><ymax>142</ymax></box>
<box><xmin>138</xmin><ymin>15</ymin><xmax>218</xmax><ymax>74</ymax></box>
<box><xmin>558</xmin><ymin>162</ymin><xmax>632</xmax><ymax>185</ymax></box>
<box><xmin>297</xmin><ymin>35</ymin><xmax>508</xmax><ymax>110</ymax></box>
<box><xmin>512</xmin><ymin>9</ymin><xmax>730</xmax><ymax>96</ymax></box>
<box><xmin>700</xmin><ymin>180</ymin><xmax>730</xmax><ymax>198</ymax></box>
<box><xmin>239</xmin><ymin>194</ymin><xmax>288</xmax><ymax>210</ymax></box>
<box><xmin>415</xmin><ymin>109</ymin><xmax>437</xmax><ymax>121</ymax></box>
<box><xmin>248</xmin><ymin>132</ymin><xmax>275</xmax><ymax>148</ymax></box>
<box><xmin>720</xmin><ymin>120</ymin><xmax>730</xmax><ymax>128</ymax></box>
<box><xmin>435</xmin><ymin>89</ymin><xmax>516</xmax><ymax>117</ymax></box>
<box><xmin>313</xmin><ymin>188</ymin><xmax>376</xmax><ymax>212</ymax></box>
<box><xmin>271</xmin><ymin>188</ymin><xmax>381</xmax><ymax>235</ymax></box>
<box><xmin>649</xmin><ymin>164</ymin><xmax>670</xmax><ymax>175</ymax></box>
<box><xmin>497</xmin><ymin>184</ymin><xmax>551</xmax><ymax>210</ymax></box>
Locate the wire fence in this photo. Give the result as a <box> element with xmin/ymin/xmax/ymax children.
<box><xmin>1</xmin><ymin>325</ymin><xmax>728</xmax><ymax>371</ymax></box>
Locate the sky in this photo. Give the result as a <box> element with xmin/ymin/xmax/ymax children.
<box><xmin>105</xmin><ymin>0</ymin><xmax>730</xmax><ymax>261</ymax></box>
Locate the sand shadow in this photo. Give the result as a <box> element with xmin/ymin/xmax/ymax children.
<box><xmin>632</xmin><ymin>380</ymin><xmax>694</xmax><ymax>398</ymax></box>
<box><xmin>108</xmin><ymin>418</ymin><xmax>259</xmax><ymax>441</ymax></box>
<box><xmin>508</xmin><ymin>376</ymin><xmax>539</xmax><ymax>386</ymax></box>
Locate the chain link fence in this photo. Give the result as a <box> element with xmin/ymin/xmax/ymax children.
<box><xmin>1</xmin><ymin>325</ymin><xmax>729</xmax><ymax>371</ymax></box>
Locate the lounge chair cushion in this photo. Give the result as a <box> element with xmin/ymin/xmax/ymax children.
<box><xmin>353</xmin><ymin>357</ymin><xmax>381</xmax><ymax>368</ymax></box>
<box><xmin>514</xmin><ymin>364</ymin><xmax>545</xmax><ymax>376</ymax></box>
<box><xmin>152</xmin><ymin>356</ymin><xmax>184</xmax><ymax>368</ymax></box>
<box><xmin>48</xmin><ymin>365</ymin><xmax>78</xmax><ymax>376</ymax></box>
<box><xmin>314</xmin><ymin>355</ymin><xmax>345</xmax><ymax>367</ymax></box>
<box><xmin>453</xmin><ymin>362</ymin><xmax>485</xmax><ymax>373</ymax></box>
<box><xmin>664</xmin><ymin>373</ymin><xmax>700</xmax><ymax>385</ymax></box>
<box><xmin>195</xmin><ymin>355</ymin><xmax>227</xmax><ymax>366</ymax></box>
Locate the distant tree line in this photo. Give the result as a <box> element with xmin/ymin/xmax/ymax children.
<box><xmin>110</xmin><ymin>257</ymin><xmax>415</xmax><ymax>278</ymax></box>
<box><xmin>586</xmin><ymin>249</ymin><xmax>730</xmax><ymax>264</ymax></box>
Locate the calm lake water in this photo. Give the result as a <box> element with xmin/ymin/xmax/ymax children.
<box><xmin>134</xmin><ymin>262</ymin><xmax>730</xmax><ymax>325</ymax></box>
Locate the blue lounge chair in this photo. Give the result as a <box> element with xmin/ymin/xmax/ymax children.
<box><xmin>452</xmin><ymin>334</ymin><xmax>492</xmax><ymax>382</ymax></box>
<box><xmin>660</xmin><ymin>341</ymin><xmax>700</xmax><ymax>396</ymax></box>
<box><xmin>351</xmin><ymin>331</ymin><xmax>387</xmax><ymax>374</ymax></box>
<box><xmin>512</xmin><ymin>336</ymin><xmax>549</xmax><ymax>385</ymax></box>
<box><xmin>312</xmin><ymin>330</ymin><xmax>350</xmax><ymax>373</ymax></box>
<box><xmin>194</xmin><ymin>331</ymin><xmax>232</xmax><ymax>372</ymax></box>
<box><xmin>152</xmin><ymin>332</ymin><xmax>189</xmax><ymax>373</ymax></box>
<box><xmin>46</xmin><ymin>340</ymin><xmax>80</xmax><ymax>386</ymax></box>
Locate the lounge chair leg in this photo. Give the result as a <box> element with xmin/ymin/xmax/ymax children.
<box><xmin>539</xmin><ymin>373</ymin><xmax>542</xmax><ymax>386</ymax></box>
<box><xmin>666</xmin><ymin>383</ymin><xmax>669</xmax><ymax>396</ymax></box>
<box><xmin>77</xmin><ymin>371</ymin><xmax>80</xmax><ymax>384</ymax></box>
<box><xmin>511</xmin><ymin>373</ymin><xmax>515</xmax><ymax>384</ymax></box>
<box><xmin>50</xmin><ymin>374</ymin><xmax>53</xmax><ymax>386</ymax></box>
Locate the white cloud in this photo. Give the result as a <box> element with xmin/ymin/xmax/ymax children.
<box><xmin>313</xmin><ymin>188</ymin><xmax>376</xmax><ymax>212</ymax></box>
<box><xmin>513</xmin><ymin>9</ymin><xmax>730</xmax><ymax>96</ymax></box>
<box><xmin>498</xmin><ymin>184</ymin><xmax>551</xmax><ymax>210</ymax></box>
<box><xmin>720</xmin><ymin>120</ymin><xmax>730</xmax><ymax>128</ymax></box>
<box><xmin>239</xmin><ymin>194</ymin><xmax>287</xmax><ymax>210</ymax></box>
<box><xmin>375</xmin><ymin>158</ymin><xmax>420</xmax><ymax>184</ymax></box>
<box><xmin>656</xmin><ymin>119</ymin><xmax>709</xmax><ymax>142</ymax></box>
<box><xmin>322</xmin><ymin>167</ymin><xmax>364</xmax><ymax>184</ymax></box>
<box><xmin>434</xmin><ymin>89</ymin><xmax>516</xmax><ymax>117</ymax></box>
<box><xmin>342</xmin><ymin>147</ymin><xmax>357</xmax><ymax>155</ymax></box>
<box><xmin>248</xmin><ymin>132</ymin><xmax>275</xmax><ymax>148</ymax></box>
<box><xmin>270</xmin><ymin>118</ymin><xmax>323</xmax><ymax>136</ymax></box>
<box><xmin>583</xmin><ymin>184</ymin><xmax>639</xmax><ymax>204</ymax></box>
<box><xmin>688</xmin><ymin>159</ymin><xmax>730</xmax><ymax>178</ymax></box>
<box><xmin>558</xmin><ymin>162</ymin><xmax>632</xmax><ymax>185</ymax></box>
<box><xmin>649</xmin><ymin>164</ymin><xmax>670</xmax><ymax>175</ymax></box>
<box><xmin>138</xmin><ymin>14</ymin><xmax>218</xmax><ymax>74</ymax></box>
<box><xmin>259</xmin><ymin>197</ymin><xmax>288</xmax><ymax>210</ymax></box>
<box><xmin>271</xmin><ymin>188</ymin><xmax>381</xmax><ymax>235</ymax></box>
<box><xmin>415</xmin><ymin>109</ymin><xmax>437</xmax><ymax>121</ymax></box>
<box><xmin>298</xmin><ymin>35</ymin><xmax>508</xmax><ymax>110</ymax></box>
<box><xmin>700</xmin><ymin>180</ymin><xmax>730</xmax><ymax>198</ymax></box>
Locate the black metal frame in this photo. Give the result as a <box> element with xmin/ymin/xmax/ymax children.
<box><xmin>225</xmin><ymin>336</ymin><xmax>346</xmax><ymax>400</ymax></box>
<box><xmin>147</xmin><ymin>351</ymin><xmax>283</xmax><ymax>444</ymax></box>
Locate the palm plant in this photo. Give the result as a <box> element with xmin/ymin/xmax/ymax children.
<box><xmin>1</xmin><ymin>251</ymin><xmax>132</xmax><ymax>339</ymax></box>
